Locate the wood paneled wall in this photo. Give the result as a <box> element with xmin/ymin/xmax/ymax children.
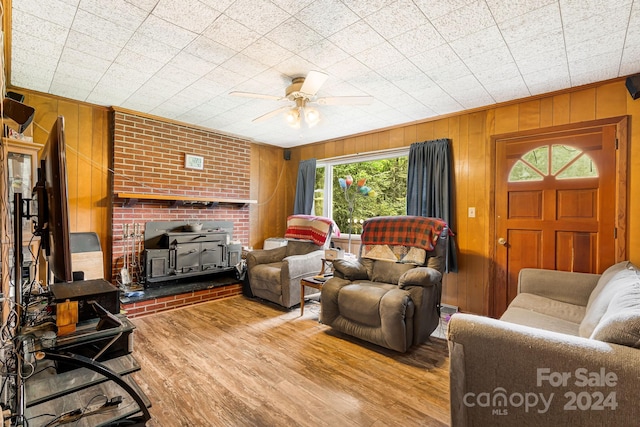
<box><xmin>11</xmin><ymin>89</ymin><xmax>112</xmax><ymax>277</ymax></box>
<box><xmin>289</xmin><ymin>79</ymin><xmax>640</xmax><ymax>315</ymax></box>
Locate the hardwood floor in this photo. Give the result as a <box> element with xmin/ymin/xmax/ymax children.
<box><xmin>130</xmin><ymin>296</ymin><xmax>451</xmax><ymax>426</ymax></box>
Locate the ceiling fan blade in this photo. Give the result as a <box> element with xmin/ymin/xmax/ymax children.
<box><xmin>314</xmin><ymin>96</ymin><xmax>374</xmax><ymax>106</ymax></box>
<box><xmin>300</xmin><ymin>70</ymin><xmax>329</xmax><ymax>96</ymax></box>
<box><xmin>252</xmin><ymin>105</ymin><xmax>292</xmax><ymax>123</ymax></box>
<box><xmin>230</xmin><ymin>91</ymin><xmax>284</xmax><ymax>101</ymax></box>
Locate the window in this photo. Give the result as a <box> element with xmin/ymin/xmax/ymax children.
<box><xmin>508</xmin><ymin>144</ymin><xmax>598</xmax><ymax>182</ymax></box>
<box><xmin>315</xmin><ymin>149</ymin><xmax>409</xmax><ymax>235</ymax></box>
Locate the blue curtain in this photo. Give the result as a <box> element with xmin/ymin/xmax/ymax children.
<box><xmin>406</xmin><ymin>139</ymin><xmax>457</xmax><ymax>272</ymax></box>
<box><xmin>293</xmin><ymin>158</ymin><xmax>317</xmax><ymax>215</ymax></box>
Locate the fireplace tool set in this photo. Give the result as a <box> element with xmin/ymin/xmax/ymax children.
<box><xmin>120</xmin><ymin>223</ymin><xmax>143</xmax><ymax>291</ymax></box>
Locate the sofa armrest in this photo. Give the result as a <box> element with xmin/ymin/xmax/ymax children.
<box><xmin>246</xmin><ymin>246</ymin><xmax>287</xmax><ymax>269</ymax></box>
<box><xmin>398</xmin><ymin>267</ymin><xmax>442</xmax><ymax>289</ymax></box>
<box><xmin>282</xmin><ymin>250</ymin><xmax>324</xmax><ymax>279</ymax></box>
<box><xmin>448</xmin><ymin>313</ymin><xmax>640</xmax><ymax>426</ymax></box>
<box><xmin>319</xmin><ymin>277</ymin><xmax>352</xmax><ymax>325</ymax></box>
<box><xmin>518</xmin><ymin>268</ymin><xmax>601</xmax><ymax>306</ymax></box>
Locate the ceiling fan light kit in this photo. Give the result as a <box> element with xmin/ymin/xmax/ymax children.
<box><xmin>230</xmin><ymin>70</ymin><xmax>373</xmax><ymax>129</ymax></box>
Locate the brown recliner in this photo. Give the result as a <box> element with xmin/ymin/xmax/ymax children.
<box><xmin>320</xmin><ymin>216</ymin><xmax>448</xmax><ymax>352</ymax></box>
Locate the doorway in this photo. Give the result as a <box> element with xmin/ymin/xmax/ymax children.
<box><xmin>491</xmin><ymin>117</ymin><xmax>628</xmax><ymax>317</ymax></box>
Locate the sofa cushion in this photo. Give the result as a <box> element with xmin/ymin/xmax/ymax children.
<box><xmin>579</xmin><ymin>261</ymin><xmax>640</xmax><ymax>337</ymax></box>
<box><xmin>332</xmin><ymin>259</ymin><xmax>369</xmax><ymax>280</ymax></box>
<box><xmin>337</xmin><ymin>282</ymin><xmax>396</xmax><ymax>327</ymax></box>
<box><xmin>371</xmin><ymin>261</ymin><xmax>415</xmax><ymax>285</ymax></box>
<box><xmin>590</xmin><ymin>281</ymin><xmax>640</xmax><ymax>348</ymax></box>
<box><xmin>507</xmin><ymin>293</ymin><xmax>586</xmax><ymax>326</ymax></box>
<box><xmin>501</xmin><ymin>307</ymin><xmax>581</xmax><ymax>336</ymax></box>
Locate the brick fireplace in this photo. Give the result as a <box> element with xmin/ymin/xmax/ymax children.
<box><xmin>111</xmin><ymin>110</ymin><xmax>253</xmax><ymax>314</ymax></box>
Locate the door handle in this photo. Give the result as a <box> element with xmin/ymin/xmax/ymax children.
<box><xmin>498</xmin><ymin>237</ymin><xmax>507</xmax><ymax>246</ymax></box>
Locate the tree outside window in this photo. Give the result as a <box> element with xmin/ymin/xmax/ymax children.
<box><xmin>315</xmin><ymin>155</ymin><xmax>408</xmax><ymax>234</ymax></box>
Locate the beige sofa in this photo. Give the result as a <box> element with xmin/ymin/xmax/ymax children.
<box><xmin>448</xmin><ymin>261</ymin><xmax>640</xmax><ymax>426</ymax></box>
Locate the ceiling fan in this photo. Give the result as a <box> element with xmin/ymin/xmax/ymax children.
<box><xmin>229</xmin><ymin>71</ymin><xmax>374</xmax><ymax>128</ymax></box>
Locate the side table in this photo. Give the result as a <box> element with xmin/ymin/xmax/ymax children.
<box><xmin>300</xmin><ymin>276</ymin><xmax>328</xmax><ymax>316</ymax></box>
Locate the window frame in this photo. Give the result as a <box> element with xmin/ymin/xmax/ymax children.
<box><xmin>315</xmin><ymin>147</ymin><xmax>410</xmax><ymax>230</ymax></box>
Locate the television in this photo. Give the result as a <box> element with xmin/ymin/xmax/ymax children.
<box><xmin>33</xmin><ymin>116</ymin><xmax>73</xmax><ymax>283</ymax></box>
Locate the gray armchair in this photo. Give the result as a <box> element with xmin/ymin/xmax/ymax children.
<box><xmin>246</xmin><ymin>215</ymin><xmax>336</xmax><ymax>309</ymax></box>
<box><xmin>320</xmin><ymin>216</ymin><xmax>448</xmax><ymax>352</ymax></box>
<box><xmin>246</xmin><ymin>240</ymin><xmax>326</xmax><ymax>308</ymax></box>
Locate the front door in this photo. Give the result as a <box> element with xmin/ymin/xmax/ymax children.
<box><xmin>493</xmin><ymin>120</ymin><xmax>626</xmax><ymax>317</ymax></box>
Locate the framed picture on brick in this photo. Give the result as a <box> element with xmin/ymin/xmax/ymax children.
<box><xmin>185</xmin><ymin>154</ymin><xmax>204</xmax><ymax>170</ymax></box>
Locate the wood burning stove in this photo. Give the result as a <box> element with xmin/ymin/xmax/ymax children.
<box><xmin>143</xmin><ymin>221</ymin><xmax>242</xmax><ymax>286</ymax></box>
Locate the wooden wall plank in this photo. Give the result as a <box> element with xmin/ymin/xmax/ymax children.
<box><xmin>518</xmin><ymin>100</ymin><xmax>540</xmax><ymax>131</ymax></box>
<box><xmin>596</xmin><ymin>82</ymin><xmax>628</xmax><ymax>118</ymax></box>
<box><xmin>494</xmin><ymin>104</ymin><xmax>518</xmax><ymax>134</ymax></box>
<box><xmin>570</xmin><ymin>88</ymin><xmax>596</xmax><ymax>123</ymax></box>
<box><xmin>540</xmin><ymin>97</ymin><xmax>554</xmax><ymax>128</ymax></box>
<box><xmin>552</xmin><ymin>93</ymin><xmax>571</xmax><ymax>126</ymax></box>
<box><xmin>416</xmin><ymin>122</ymin><xmax>434</xmax><ymax>142</ymax></box>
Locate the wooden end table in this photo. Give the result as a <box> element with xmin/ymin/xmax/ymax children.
<box><xmin>300</xmin><ymin>276</ymin><xmax>328</xmax><ymax>316</ymax></box>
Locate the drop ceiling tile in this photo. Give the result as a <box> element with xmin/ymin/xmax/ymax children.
<box><xmin>431</xmin><ymin>1</ymin><xmax>496</xmax><ymax>42</ymax></box>
<box><xmin>124</xmin><ymin>33</ymin><xmax>180</xmax><ymax>63</ymax></box>
<box><xmin>420</xmin><ymin>62</ymin><xmax>470</xmax><ymax>85</ymax></box>
<box><xmin>559</xmin><ymin>0</ymin><xmax>633</xmax><ymax>24</ymax></box>
<box><xmin>325</xmin><ymin>56</ymin><xmax>374</xmax><ymax>81</ymax></box>
<box><xmin>413</xmin><ymin>0</ymin><xmax>476</xmax><ymax>20</ymax></box>
<box><xmin>49</xmin><ymin>81</ymin><xmax>92</xmax><ymax>100</ymax></box>
<box><xmin>51</xmin><ymin>73</ymin><xmax>96</xmax><ymax>91</ymax></box>
<box><xmin>96</xmin><ymin>64</ymin><xmax>152</xmax><ymax>92</ymax></box>
<box><xmin>355</xmin><ymin>42</ymin><xmax>405</xmax><ymax>71</ymax></box>
<box><xmin>152</xmin><ymin>0</ymin><xmax>221</xmax><ymax>33</ymax></box>
<box><xmin>224</xmin><ymin>0</ymin><xmax>290</xmax><ymax>35</ymax></box>
<box><xmin>498</xmin><ymin>4</ymin><xmax>561</xmax><ymax>45</ymax></box>
<box><xmin>522</xmin><ymin>64</ymin><xmax>570</xmax><ymax>88</ymax></box>
<box><xmin>566</xmin><ymin>32</ymin><xmax>626</xmax><ymax>62</ymax></box>
<box><xmin>167</xmin><ymin>51</ymin><xmax>218</xmax><ymax>77</ymax></box>
<box><xmin>473</xmin><ymin>62</ymin><xmax>521</xmax><ymax>86</ymax></box>
<box><xmin>298</xmin><ymin>39</ymin><xmax>350</xmax><ymax>69</ymax></box>
<box><xmin>508</xmin><ymin>29</ymin><xmax>565</xmax><ymax>62</ymax></box>
<box><xmin>410</xmin><ymin>44</ymin><xmax>461</xmax><ymax>71</ymax></box>
<box><xmin>568</xmin><ymin>51</ymin><xmax>622</xmax><ymax>76</ymax></box>
<box><xmin>184</xmin><ymin>36</ymin><xmax>237</xmax><ymax>65</ymax></box>
<box><xmin>515</xmin><ymin>48</ymin><xmax>567</xmax><ymax>74</ymax></box>
<box><xmin>240</xmin><ymin>38</ymin><xmax>293</xmax><ymax>68</ymax></box>
<box><xmin>78</xmin><ymin>0</ymin><xmax>148</xmax><ymax>31</ymax></box>
<box><xmin>412</xmin><ymin>86</ymin><xmax>463</xmax><ymax>115</ymax></box>
<box><xmin>202</xmin><ymin>15</ymin><xmax>261</xmax><ymax>52</ymax></box>
<box><xmin>55</xmin><ymin>60</ymin><xmax>103</xmax><ymax>84</ymax></box>
<box><xmin>341</xmin><ymin>0</ymin><xmax>395</xmax><ymax>18</ymax></box>
<box><xmin>124</xmin><ymin>0</ymin><xmax>159</xmax><ymax>12</ymax></box>
<box><xmin>275</xmin><ymin>55</ymin><xmax>326</xmax><ymax>78</ymax></box>
<box><xmin>61</xmin><ymin>47</ymin><xmax>113</xmax><ymax>74</ymax></box>
<box><xmin>463</xmin><ymin>45</ymin><xmax>515</xmax><ymax>73</ymax></box>
<box><xmin>13</xmin><ymin>0</ymin><xmax>77</xmax><ymax>27</ymax></box>
<box><xmin>364</xmin><ymin>0</ymin><xmax>430</xmax><ymax>40</ymax></box>
<box><xmin>86</xmin><ymin>89</ymin><xmax>130</xmax><ymax>106</ymax></box>
<box><xmin>328</xmin><ymin>21</ymin><xmax>385</xmax><ymax>55</ymax></box>
<box><xmin>449</xmin><ymin>25</ymin><xmax>505</xmax><ymax>59</ymax></box>
<box><xmin>65</xmin><ymin>30</ymin><xmax>122</xmax><ymax>61</ymax></box>
<box><xmin>270</xmin><ymin>0</ymin><xmax>314</xmax><ymax>14</ymax></box>
<box><xmin>620</xmin><ymin>58</ymin><xmax>640</xmax><ymax>75</ymax></box>
<box><xmin>389</xmin><ymin>24</ymin><xmax>446</xmax><ymax>58</ymax></box>
<box><xmin>199</xmin><ymin>0</ymin><xmax>234</xmax><ymax>12</ymax></box>
<box><xmin>377</xmin><ymin>61</ymin><xmax>434</xmax><ymax>92</ymax></box>
<box><xmin>114</xmin><ymin>49</ymin><xmax>163</xmax><ymax>75</ymax></box>
<box><xmin>137</xmin><ymin>14</ymin><xmax>198</xmax><ymax>49</ymax></box>
<box><xmin>11</xmin><ymin>57</ymin><xmax>56</xmax><ymax>83</ymax></box>
<box><xmin>563</xmin><ymin>10</ymin><xmax>632</xmax><ymax>47</ymax></box>
<box><xmin>486</xmin><ymin>0</ymin><xmax>557</xmax><ymax>23</ymax></box>
<box><xmin>203</xmin><ymin>66</ymin><xmax>248</xmax><ymax>89</ymax></box>
<box><xmin>71</xmin><ymin>9</ymin><xmax>133</xmax><ymax>47</ymax></box>
<box><xmin>295</xmin><ymin>0</ymin><xmax>360</xmax><ymax>37</ymax></box>
<box><xmin>11</xmin><ymin>29</ymin><xmax>64</xmax><ymax>62</ymax></box>
<box><xmin>12</xmin><ymin>9</ymin><xmax>70</xmax><ymax>44</ymax></box>
<box><xmin>570</xmin><ymin>66</ymin><xmax>619</xmax><ymax>86</ymax></box>
<box><xmin>265</xmin><ymin>18</ymin><xmax>324</xmax><ymax>52</ymax></box>
<box><xmin>10</xmin><ymin>64</ymin><xmax>53</xmax><ymax>93</ymax></box>
<box><xmin>483</xmin><ymin>76</ymin><xmax>530</xmax><ymax>102</ymax></box>
<box><xmin>220</xmin><ymin>53</ymin><xmax>270</xmax><ymax>79</ymax></box>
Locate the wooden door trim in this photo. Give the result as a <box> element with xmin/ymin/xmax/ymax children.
<box><xmin>488</xmin><ymin>116</ymin><xmax>628</xmax><ymax>318</ymax></box>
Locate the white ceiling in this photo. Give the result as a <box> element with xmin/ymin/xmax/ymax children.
<box><xmin>9</xmin><ymin>0</ymin><xmax>640</xmax><ymax>148</ymax></box>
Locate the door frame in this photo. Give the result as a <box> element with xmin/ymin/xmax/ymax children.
<box><xmin>488</xmin><ymin>116</ymin><xmax>628</xmax><ymax>318</ymax></box>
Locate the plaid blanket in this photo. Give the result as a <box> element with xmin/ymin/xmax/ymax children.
<box><xmin>284</xmin><ymin>215</ymin><xmax>340</xmax><ymax>246</ymax></box>
<box><xmin>361</xmin><ymin>216</ymin><xmax>450</xmax><ymax>251</ymax></box>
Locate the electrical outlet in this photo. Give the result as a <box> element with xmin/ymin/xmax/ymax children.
<box><xmin>468</xmin><ymin>207</ymin><xmax>476</xmax><ymax>218</ymax></box>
